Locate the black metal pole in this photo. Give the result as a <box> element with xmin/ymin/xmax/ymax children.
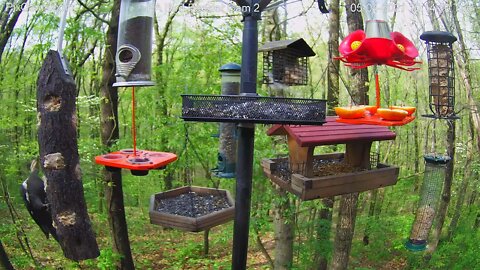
<box><xmin>231</xmin><ymin>3</ymin><xmax>261</xmax><ymax>269</ymax></box>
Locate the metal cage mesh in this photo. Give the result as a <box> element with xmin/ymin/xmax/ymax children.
<box><xmin>408</xmin><ymin>156</ymin><xmax>447</xmax><ymax>247</ymax></box>
<box><xmin>262</xmin><ymin>50</ymin><xmax>309</xmax><ymax>86</ymax></box>
<box><xmin>182</xmin><ymin>94</ymin><xmax>326</xmax><ymax>125</ymax></box>
<box><xmin>426</xmin><ymin>42</ymin><xmax>455</xmax><ymax>118</ymax></box>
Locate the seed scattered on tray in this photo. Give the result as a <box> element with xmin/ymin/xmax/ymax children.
<box><xmin>183</xmin><ymin>100</ymin><xmax>325</xmax><ymax>122</ymax></box>
<box><xmin>274</xmin><ymin>158</ymin><xmax>366</xmax><ymax>182</ymax></box>
<box><xmin>156</xmin><ymin>192</ymin><xmax>231</xmax><ymax>218</ymax></box>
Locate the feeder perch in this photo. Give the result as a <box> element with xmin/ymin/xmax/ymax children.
<box><xmin>259</xmin><ymin>38</ymin><xmax>316</xmax><ymax>86</ymax></box>
<box><xmin>113</xmin><ymin>0</ymin><xmax>155</xmax><ymax>87</ymax></box>
<box><xmin>212</xmin><ymin>63</ymin><xmax>241</xmax><ymax>178</ymax></box>
<box><xmin>95</xmin><ymin>149</ymin><xmax>177</xmax><ymax>176</ymax></box>
<box><xmin>262</xmin><ymin>117</ymin><xmax>399</xmax><ymax>200</ymax></box>
<box><xmin>406</xmin><ymin>154</ymin><xmax>450</xmax><ymax>251</ymax></box>
<box><xmin>182</xmin><ymin>94</ymin><xmax>326</xmax><ymax>125</ymax></box>
<box><xmin>420</xmin><ymin>31</ymin><xmax>458</xmax><ymax>119</ymax></box>
<box><xmin>149</xmin><ymin>186</ymin><xmax>235</xmax><ymax>232</ymax></box>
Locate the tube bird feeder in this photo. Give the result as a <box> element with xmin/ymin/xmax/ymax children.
<box><xmin>406</xmin><ymin>154</ymin><xmax>450</xmax><ymax>251</ymax></box>
<box><xmin>212</xmin><ymin>63</ymin><xmax>241</xmax><ymax>178</ymax></box>
<box><xmin>114</xmin><ymin>0</ymin><xmax>155</xmax><ymax>87</ymax></box>
<box><xmin>420</xmin><ymin>31</ymin><xmax>458</xmax><ymax>119</ymax></box>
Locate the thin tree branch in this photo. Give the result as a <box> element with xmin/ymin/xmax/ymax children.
<box><xmin>76</xmin><ymin>0</ymin><xmax>109</xmax><ymax>25</ymax></box>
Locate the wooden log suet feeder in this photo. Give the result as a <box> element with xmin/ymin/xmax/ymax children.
<box><xmin>149</xmin><ymin>186</ymin><xmax>235</xmax><ymax>232</ymax></box>
<box><xmin>259</xmin><ymin>38</ymin><xmax>316</xmax><ymax>86</ymax></box>
<box><xmin>262</xmin><ymin>117</ymin><xmax>399</xmax><ymax>200</ymax></box>
<box><xmin>37</xmin><ymin>50</ymin><xmax>99</xmax><ymax>261</ymax></box>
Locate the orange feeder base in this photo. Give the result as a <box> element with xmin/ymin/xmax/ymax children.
<box><xmin>95</xmin><ymin>149</ymin><xmax>177</xmax><ymax>176</ymax></box>
<box><xmin>336</xmin><ymin>114</ymin><xmax>415</xmax><ymax>127</ymax></box>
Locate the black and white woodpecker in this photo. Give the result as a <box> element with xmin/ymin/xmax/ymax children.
<box><xmin>20</xmin><ymin>159</ymin><xmax>58</xmax><ymax>241</ymax></box>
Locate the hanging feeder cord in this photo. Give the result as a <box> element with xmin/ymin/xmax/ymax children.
<box><xmin>374</xmin><ymin>65</ymin><xmax>381</xmax><ymax>108</ymax></box>
<box><xmin>184</xmin><ymin>123</ymin><xmax>192</xmax><ymax>186</ymax></box>
<box><xmin>57</xmin><ymin>0</ymin><xmax>70</xmax><ymax>54</ymax></box>
<box><xmin>132</xmin><ymin>86</ymin><xmax>138</xmax><ymax>156</ymax></box>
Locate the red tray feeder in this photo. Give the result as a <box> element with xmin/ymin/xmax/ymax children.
<box><xmin>336</xmin><ymin>30</ymin><xmax>420</xmax><ymax>71</ymax></box>
<box><xmin>95</xmin><ymin>149</ymin><xmax>177</xmax><ymax>176</ymax></box>
<box><xmin>336</xmin><ymin>114</ymin><xmax>416</xmax><ymax>127</ymax></box>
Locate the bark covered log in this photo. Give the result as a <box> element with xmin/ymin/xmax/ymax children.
<box><xmin>100</xmin><ymin>0</ymin><xmax>135</xmax><ymax>268</ymax></box>
<box><xmin>37</xmin><ymin>50</ymin><xmax>99</xmax><ymax>261</ymax></box>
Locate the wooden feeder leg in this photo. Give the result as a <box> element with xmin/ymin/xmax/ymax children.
<box><xmin>345</xmin><ymin>142</ymin><xmax>372</xmax><ymax>169</ymax></box>
<box><xmin>203</xmin><ymin>229</ymin><xmax>210</xmax><ymax>256</ymax></box>
<box><xmin>287</xmin><ymin>136</ymin><xmax>314</xmax><ymax>177</ymax></box>
<box><xmin>37</xmin><ymin>50</ymin><xmax>99</xmax><ymax>261</ymax></box>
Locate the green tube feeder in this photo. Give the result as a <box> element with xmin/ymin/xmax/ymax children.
<box><xmin>406</xmin><ymin>154</ymin><xmax>450</xmax><ymax>251</ymax></box>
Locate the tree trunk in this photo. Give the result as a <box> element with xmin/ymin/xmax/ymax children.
<box><xmin>313</xmin><ymin>1</ymin><xmax>340</xmax><ymax>268</ymax></box>
<box><xmin>327</xmin><ymin>0</ymin><xmax>340</xmax><ymax>115</ymax></box>
<box><xmin>331</xmin><ymin>193</ymin><xmax>359</xmax><ymax>270</ymax></box>
<box><xmin>0</xmin><ymin>240</ymin><xmax>14</xmax><ymax>270</ymax></box>
<box><xmin>447</xmin><ymin>116</ymin><xmax>474</xmax><ymax>240</ymax></box>
<box><xmin>331</xmin><ymin>2</ymin><xmax>367</xmax><ymax>269</ymax></box>
<box><xmin>37</xmin><ymin>50</ymin><xmax>99</xmax><ymax>261</ymax></box>
<box><xmin>153</xmin><ymin>4</ymin><xmax>182</xmax><ymax>190</ymax></box>
<box><xmin>0</xmin><ymin>0</ymin><xmax>27</xmax><ymax>63</ymax></box>
<box><xmin>100</xmin><ymin>0</ymin><xmax>135</xmax><ymax>269</ymax></box>
<box><xmin>273</xmin><ymin>188</ymin><xmax>294</xmax><ymax>270</ymax></box>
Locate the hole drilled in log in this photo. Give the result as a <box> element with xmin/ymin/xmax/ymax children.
<box><xmin>44</xmin><ymin>95</ymin><xmax>62</xmax><ymax>112</ymax></box>
<box><xmin>57</xmin><ymin>211</ymin><xmax>77</xmax><ymax>226</ymax></box>
<box><xmin>44</xmin><ymin>153</ymin><xmax>66</xmax><ymax>170</ymax></box>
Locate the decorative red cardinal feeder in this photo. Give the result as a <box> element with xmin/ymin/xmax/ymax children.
<box><xmin>334</xmin><ymin>0</ymin><xmax>420</xmax><ymax>126</ymax></box>
<box><xmin>95</xmin><ymin>0</ymin><xmax>177</xmax><ymax>175</ymax></box>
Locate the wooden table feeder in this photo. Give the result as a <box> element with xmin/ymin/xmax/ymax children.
<box><xmin>262</xmin><ymin>117</ymin><xmax>400</xmax><ymax>200</ymax></box>
<box><xmin>149</xmin><ymin>186</ymin><xmax>235</xmax><ymax>232</ymax></box>
<box><xmin>259</xmin><ymin>38</ymin><xmax>316</xmax><ymax>86</ymax></box>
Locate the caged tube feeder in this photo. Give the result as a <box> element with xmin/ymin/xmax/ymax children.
<box><xmin>406</xmin><ymin>154</ymin><xmax>451</xmax><ymax>251</ymax></box>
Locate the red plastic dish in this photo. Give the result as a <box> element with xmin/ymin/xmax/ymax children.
<box><xmin>95</xmin><ymin>149</ymin><xmax>177</xmax><ymax>171</ymax></box>
<box><xmin>335</xmin><ymin>114</ymin><xmax>415</xmax><ymax>127</ymax></box>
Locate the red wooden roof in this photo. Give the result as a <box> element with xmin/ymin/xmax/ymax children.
<box><xmin>267</xmin><ymin>117</ymin><xmax>396</xmax><ymax>147</ymax></box>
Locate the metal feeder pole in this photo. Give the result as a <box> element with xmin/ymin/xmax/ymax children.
<box><xmin>231</xmin><ymin>1</ymin><xmax>267</xmax><ymax>269</ymax></box>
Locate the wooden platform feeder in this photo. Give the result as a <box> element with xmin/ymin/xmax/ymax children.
<box><xmin>262</xmin><ymin>117</ymin><xmax>400</xmax><ymax>200</ymax></box>
<box><xmin>149</xmin><ymin>186</ymin><xmax>235</xmax><ymax>232</ymax></box>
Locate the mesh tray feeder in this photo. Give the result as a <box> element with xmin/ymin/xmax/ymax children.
<box><xmin>149</xmin><ymin>186</ymin><xmax>235</xmax><ymax>232</ymax></box>
<box><xmin>406</xmin><ymin>154</ymin><xmax>450</xmax><ymax>251</ymax></box>
<box><xmin>182</xmin><ymin>94</ymin><xmax>326</xmax><ymax>125</ymax></box>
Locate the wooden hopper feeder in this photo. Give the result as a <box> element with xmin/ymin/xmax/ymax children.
<box><xmin>149</xmin><ymin>186</ymin><xmax>235</xmax><ymax>232</ymax></box>
<box><xmin>262</xmin><ymin>117</ymin><xmax>399</xmax><ymax>200</ymax></box>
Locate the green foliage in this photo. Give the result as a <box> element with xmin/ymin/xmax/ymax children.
<box><xmin>1</xmin><ymin>1</ymin><xmax>480</xmax><ymax>269</ymax></box>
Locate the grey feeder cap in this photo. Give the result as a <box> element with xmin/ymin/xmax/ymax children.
<box><xmin>420</xmin><ymin>31</ymin><xmax>457</xmax><ymax>44</ymax></box>
<box><xmin>219</xmin><ymin>63</ymin><xmax>241</xmax><ymax>73</ymax></box>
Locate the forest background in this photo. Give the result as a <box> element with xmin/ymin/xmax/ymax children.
<box><xmin>1</xmin><ymin>0</ymin><xmax>480</xmax><ymax>269</ymax></box>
